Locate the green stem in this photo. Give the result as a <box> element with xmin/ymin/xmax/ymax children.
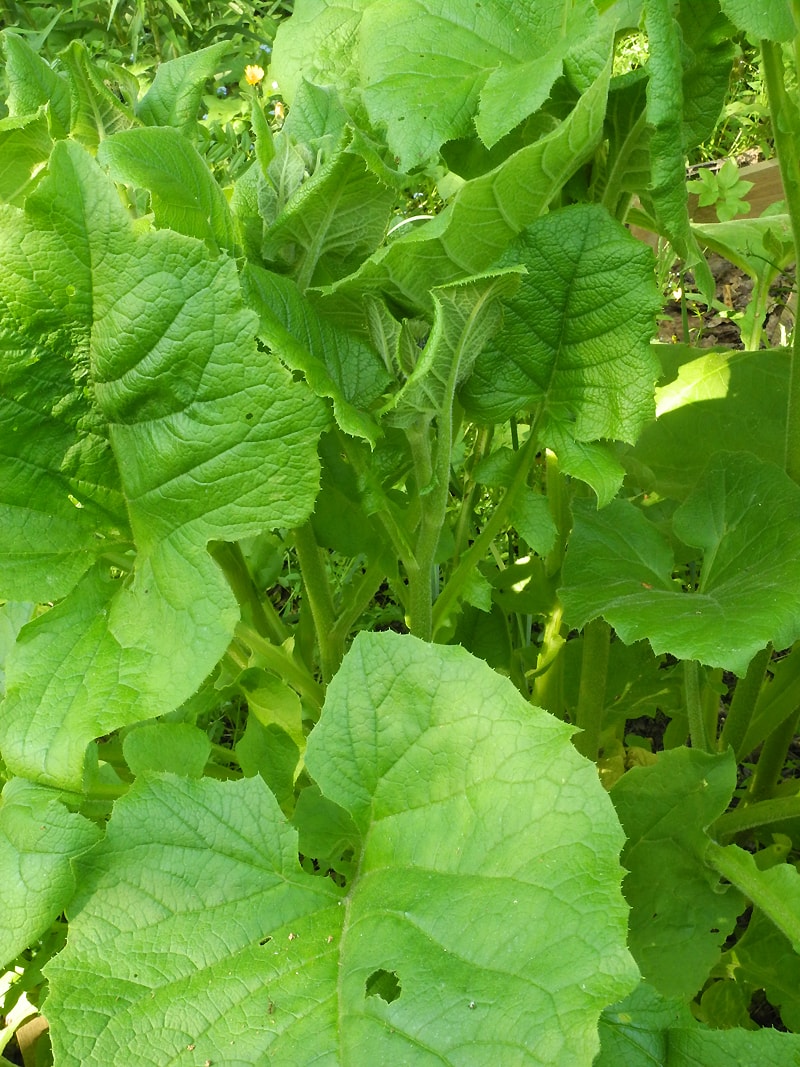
<box><xmin>713</xmin><ymin>794</ymin><xmax>800</xmax><ymax>842</ymax></box>
<box><xmin>573</xmin><ymin>618</ymin><xmax>611</xmax><ymax>761</ymax></box>
<box><xmin>742</xmin><ymin>279</ymin><xmax>772</xmax><ymax>351</ymax></box>
<box><xmin>680</xmin><ymin>273</ymin><xmax>691</xmax><ymax>343</ymax></box>
<box><xmin>330</xmin><ymin>558</ymin><xmax>387</xmax><ymax>648</ymax></box>
<box><xmin>544</xmin><ymin>448</ymin><xmax>570</xmax><ymax>577</ymax></box>
<box><xmin>210</xmin><ymin>742</ymin><xmax>242</xmax><ymax>765</ymax></box>
<box><xmin>684</xmin><ymin>659</ymin><xmax>710</xmax><ymax>752</ymax></box>
<box><xmin>234</xmin><ymin>621</ymin><xmax>324</xmax><ymax>713</ymax></box>
<box><xmin>531</xmin><ymin>600</ymin><xmax>566</xmax><ymax>714</ymax></box>
<box><xmin>453</xmin><ymin>425</ymin><xmax>493</xmax><ymax>565</ymax></box>
<box><xmin>761</xmin><ymin>39</ymin><xmax>800</xmax><ymax>481</ymax></box>
<box><xmin>746</xmin><ymin>705</ymin><xmax>800</xmax><ymax>805</ymax></box>
<box><xmin>407</xmin><ymin>418</ymin><xmax>441</xmax><ymax>639</ymax></box>
<box><xmin>601</xmin><ymin>109</ymin><xmax>648</xmax><ymax>220</ymax></box>
<box><xmin>292</xmin><ymin>523</ymin><xmax>339</xmax><ymax>682</ymax></box>
<box><xmin>718</xmin><ymin>645</ymin><xmax>772</xmax><ymax>759</ymax></box>
<box><xmin>339</xmin><ymin>434</ymin><xmax>417</xmax><ymax>571</ymax></box>
<box><xmin>432</xmin><ymin>429</ymin><xmax>539</xmax><ymax>637</ymax></box>
<box><xmin>210</xmin><ymin>540</ymin><xmax>289</xmax><ymax>645</ymax></box>
<box><xmin>100</xmin><ymin>547</ymin><xmax>136</xmax><ymax>572</ymax></box>
<box><xmin>706</xmin><ymin>840</ymin><xmax>800</xmax><ymax>949</ymax></box>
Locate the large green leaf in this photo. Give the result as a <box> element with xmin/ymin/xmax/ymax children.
<box><xmin>46</xmin><ymin>633</ymin><xmax>637</xmax><ymax>1065</ymax></box>
<box><xmin>731</xmin><ymin>910</ymin><xmax>800</xmax><ymax>1031</ymax></box>
<box><xmin>45</xmin><ymin>773</ymin><xmax>341</xmax><ymax>1066</ymax></box>
<box><xmin>0</xmin><ymin>141</ymin><xmax>326</xmax><ymax>788</ymax></box>
<box><xmin>135</xmin><ymin>42</ymin><xmax>231</xmax><ymax>132</ymax></box>
<box><xmin>322</xmin><ymin>55</ymin><xmax>612</xmax><ymax>318</ymax></box>
<box><xmin>706</xmin><ymin>841</ymin><xmax>800</xmax><ymax>953</ymax></box>
<box><xmin>261</xmin><ymin>134</ymin><xmax>396</xmax><ymax>289</ymax></box>
<box><xmin>0</xmin><ymin>779</ymin><xmax>101</xmax><ymax>968</ymax></box>
<box><xmin>678</xmin><ymin>0</ymin><xmax>737</xmax><ymax>149</ymax></box>
<box><xmin>242</xmin><ymin>264</ymin><xmax>386</xmax><ymax>443</ymax></box>
<box><xmin>0</xmin><ymin>602</ymin><xmax>33</xmax><ymax>698</ymax></box>
<box><xmin>0</xmin><ymin>111</ymin><xmax>52</xmax><ymax>206</ymax></box>
<box><xmin>642</xmin><ymin>0</ymin><xmax>714</xmax><ymax>301</ymax></box>
<box><xmin>390</xmin><ymin>268</ymin><xmax>523</xmax><ymax>427</ymax></box>
<box><xmin>0</xmin><ymin>144</ymin><xmax>130</xmax><ymax>602</ymax></box>
<box><xmin>2</xmin><ymin>31</ymin><xmax>70</xmax><ymax>136</ymax></box>
<box><xmin>358</xmin><ymin>0</ymin><xmax>598</xmax><ymax>166</ymax></box>
<box><xmin>97</xmin><ymin>127</ymin><xmax>237</xmax><ymax>255</ymax></box>
<box><xmin>59</xmin><ymin>41</ymin><xmax>134</xmax><ymax>147</ymax></box>
<box><xmin>598</xmin><ymin>981</ymin><xmax>800</xmax><ymax>1065</ymax></box>
<box><xmin>461</xmin><ymin>204</ymin><xmax>660</xmax><ymax>443</ymax></box>
<box><xmin>560</xmin><ymin>452</ymin><xmax>800</xmax><ymax>675</ymax></box>
<box><xmin>599</xmin><ymin>2</ymin><xmax>734</xmax><ymax>218</ymax></box>
<box><xmin>610</xmin><ymin>749</ymin><xmax>743</xmax><ymax>998</ymax></box>
<box><xmin>271</xmin><ymin>0</ymin><xmax>373</xmax><ymax>108</ymax></box>
<box><xmin>718</xmin><ymin>0</ymin><xmax>797</xmax><ymax>41</ymax></box>
<box><xmin>628</xmin><ymin>347</ymin><xmax>788</xmax><ymax>500</ymax></box>
<box><xmin>272</xmin><ymin>0</ymin><xmax>598</xmax><ymax>167</ymax></box>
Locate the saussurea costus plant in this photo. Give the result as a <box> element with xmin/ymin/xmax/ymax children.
<box><xmin>3</xmin><ymin>1</ymin><xmax>800</xmax><ymax>1063</ymax></box>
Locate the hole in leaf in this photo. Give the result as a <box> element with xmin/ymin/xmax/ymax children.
<box><xmin>245</xmin><ymin>412</ymin><xmax>253</xmax><ymax>420</ymax></box>
<box><xmin>365</xmin><ymin>969</ymin><xmax>401</xmax><ymax>1003</ymax></box>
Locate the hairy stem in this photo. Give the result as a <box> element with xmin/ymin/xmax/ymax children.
<box><xmin>432</xmin><ymin>429</ymin><xmax>539</xmax><ymax>636</ymax></box>
<box><xmin>746</xmin><ymin>705</ymin><xmax>800</xmax><ymax>805</ymax></box>
<box><xmin>330</xmin><ymin>558</ymin><xmax>387</xmax><ymax>649</ymax></box>
<box><xmin>292</xmin><ymin>522</ymin><xmax>339</xmax><ymax>683</ymax></box>
<box><xmin>210</xmin><ymin>540</ymin><xmax>289</xmax><ymax>645</ymax></box>
<box><xmin>706</xmin><ymin>840</ymin><xmax>800</xmax><ymax>949</ymax></box>
<box><xmin>761</xmin><ymin>40</ymin><xmax>800</xmax><ymax>481</ymax></box>
<box><xmin>407</xmin><ymin>418</ymin><xmax>440</xmax><ymax>640</ymax></box>
<box><xmin>573</xmin><ymin>618</ymin><xmax>611</xmax><ymax>761</ymax></box>
<box><xmin>234</xmin><ymin>621</ymin><xmax>325</xmax><ymax>713</ymax></box>
<box><xmin>718</xmin><ymin>645</ymin><xmax>772</xmax><ymax>760</ymax></box>
<box><xmin>713</xmin><ymin>794</ymin><xmax>800</xmax><ymax>842</ymax></box>
<box><xmin>453</xmin><ymin>424</ymin><xmax>493</xmax><ymax>565</ymax></box>
<box><xmin>684</xmin><ymin>659</ymin><xmax>710</xmax><ymax>752</ymax></box>
<box><xmin>531</xmin><ymin>600</ymin><xmax>566</xmax><ymax>714</ymax></box>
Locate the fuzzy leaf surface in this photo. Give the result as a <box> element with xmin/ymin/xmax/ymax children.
<box><xmin>0</xmin><ymin>144</ymin><xmax>130</xmax><ymax>603</ymax></box>
<box><xmin>0</xmin><ymin>779</ymin><xmax>102</xmax><ymax>968</ymax></box>
<box><xmin>304</xmin><ymin>633</ymin><xmax>637</xmax><ymax>1063</ymax></box>
<box><xmin>45</xmin><ymin>633</ymin><xmax>637</xmax><ymax>1065</ymax></box>
<box><xmin>59</xmin><ymin>41</ymin><xmax>134</xmax><ymax>147</ymax></box>
<box><xmin>97</xmin><ymin>127</ymin><xmax>237</xmax><ymax>255</ymax></box>
<box><xmin>323</xmin><ymin>57</ymin><xmax>611</xmax><ymax>318</ymax></box>
<box><xmin>0</xmin><ymin>141</ymin><xmax>325</xmax><ymax>788</ymax></box>
<box><xmin>261</xmin><ymin>136</ymin><xmax>395</xmax><ymax>288</ymax></box>
<box><xmin>461</xmin><ymin>204</ymin><xmax>660</xmax><ymax>440</ymax></box>
<box><xmin>390</xmin><ymin>269</ymin><xmax>523</xmax><ymax>427</ymax></box>
<box><xmin>610</xmin><ymin>749</ymin><xmax>743</xmax><ymax>998</ymax></box>
<box><xmin>561</xmin><ymin>453</ymin><xmax>800</xmax><ymax>674</ymax></box>
<box><xmin>242</xmin><ymin>264</ymin><xmax>386</xmax><ymax>443</ymax></box>
<box><xmin>643</xmin><ymin>0</ymin><xmax>715</xmax><ymax>300</ymax></box>
<box><xmin>271</xmin><ymin>0</ymin><xmax>371</xmax><ymax>107</ymax></box>
<box><xmin>598</xmin><ymin>981</ymin><xmax>800</xmax><ymax>1065</ymax></box>
<box><xmin>2</xmin><ymin>31</ymin><xmax>70</xmax><ymax>135</ymax></box>
<box><xmin>0</xmin><ymin>111</ymin><xmax>52</xmax><ymax>206</ymax></box>
<box><xmin>718</xmin><ymin>0</ymin><xmax>796</xmax><ymax>41</ymax></box>
<box><xmin>135</xmin><ymin>42</ymin><xmax>231</xmax><ymax>131</ymax></box>
<box><xmin>358</xmin><ymin>0</ymin><xmax>597</xmax><ymax>166</ymax></box>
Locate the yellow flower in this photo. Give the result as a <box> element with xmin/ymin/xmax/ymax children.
<box><xmin>245</xmin><ymin>64</ymin><xmax>265</xmax><ymax>86</ymax></box>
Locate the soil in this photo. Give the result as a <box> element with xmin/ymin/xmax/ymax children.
<box><xmin>657</xmin><ymin>253</ymin><xmax>796</xmax><ymax>349</ymax></box>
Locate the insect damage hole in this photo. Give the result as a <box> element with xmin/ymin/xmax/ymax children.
<box><xmin>365</xmin><ymin>969</ymin><xmax>402</xmax><ymax>1004</ymax></box>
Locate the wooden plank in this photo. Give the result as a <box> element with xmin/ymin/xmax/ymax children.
<box><xmin>688</xmin><ymin>158</ymin><xmax>785</xmax><ymax>222</ymax></box>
